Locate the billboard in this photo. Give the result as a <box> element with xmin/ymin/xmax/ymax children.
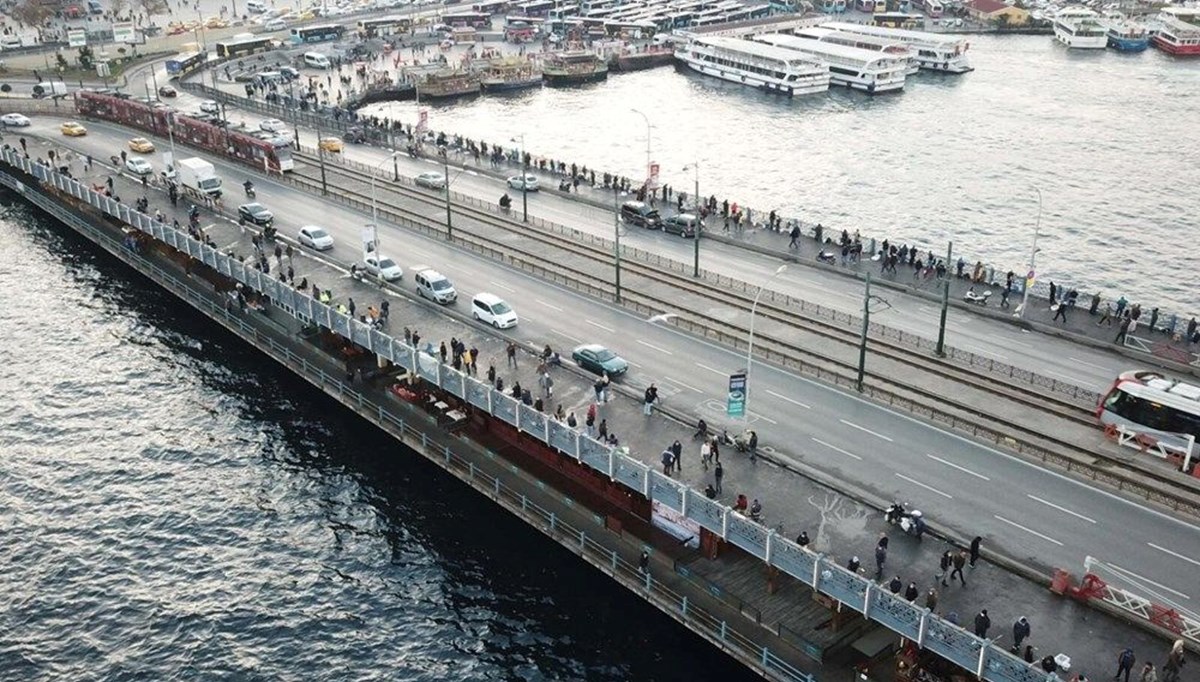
<box><xmin>112</xmin><ymin>22</ymin><xmax>136</xmax><ymax>43</ymax></box>
<box><xmin>68</xmin><ymin>29</ymin><xmax>87</xmax><ymax>47</ymax></box>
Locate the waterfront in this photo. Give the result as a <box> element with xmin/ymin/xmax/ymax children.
<box><xmin>363</xmin><ymin>34</ymin><xmax>1200</xmax><ymax>314</ymax></box>
<box><xmin>0</xmin><ymin>202</ymin><xmax>754</xmax><ymax>681</ymax></box>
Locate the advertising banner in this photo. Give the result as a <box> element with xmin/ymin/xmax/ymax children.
<box><xmin>727</xmin><ymin>370</ymin><xmax>746</xmax><ymax>418</ymax></box>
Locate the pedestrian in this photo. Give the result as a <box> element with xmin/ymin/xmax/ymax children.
<box><xmin>969</xmin><ymin>536</ymin><xmax>982</xmax><ymax>567</ymax></box>
<box><xmin>874</xmin><ymin>543</ymin><xmax>887</xmax><ymax>580</ymax></box>
<box><xmin>1138</xmin><ymin>662</ymin><xmax>1156</xmax><ymax>682</ymax></box>
<box><xmin>1012</xmin><ymin>616</ymin><xmax>1030</xmax><ymax>651</ymax></box>
<box><xmin>925</xmin><ymin>588</ymin><xmax>939</xmax><ymax>612</ymax></box>
<box><xmin>598</xmin><ymin>418</ymin><xmax>608</xmax><ymax>440</ymax></box>
<box><xmin>694</xmin><ymin>418</ymin><xmax>709</xmax><ymax>440</ymax></box>
<box><xmin>593</xmin><ymin>378</ymin><xmax>604</xmax><ymax>402</ymax></box>
<box><xmin>974</xmin><ymin>609</ymin><xmax>991</xmax><ymax>638</ymax></box>
<box><xmin>710</xmin><ymin>437</ymin><xmax>720</xmax><ymax>464</ymax></box>
<box><xmin>600</xmin><ymin>372</ymin><xmax>611</xmax><ymax>402</ymax></box>
<box><xmin>938</xmin><ymin>550</ymin><xmax>952</xmax><ymax>586</ymax></box>
<box><xmin>1116</xmin><ymin>317</ymin><xmax>1133</xmax><ymax>345</ymax></box>
<box><xmin>639</xmin><ymin>550</ymin><xmax>649</xmax><ymax>574</ymax></box>
<box><xmin>643</xmin><ymin>383</ymin><xmax>658</xmax><ymax>416</ymax></box>
<box><xmin>713</xmin><ymin>461</ymin><xmax>723</xmax><ymax>494</ymax></box>
<box><xmin>585</xmin><ymin>411</ymin><xmax>596</xmax><ymax>438</ymax></box>
<box><xmin>1116</xmin><ymin>648</ymin><xmax>1136</xmax><ymax>682</ymax></box>
<box><xmin>506</xmin><ymin>341</ymin><xmax>517</xmax><ymax>368</ymax></box>
<box><xmin>951</xmin><ymin>550</ymin><xmax>967</xmax><ymax>586</ymax></box>
<box><xmin>904</xmin><ymin>582</ymin><xmax>918</xmax><ymax>602</ymax></box>
<box><xmin>700</xmin><ymin>438</ymin><xmax>712</xmax><ymax>471</ymax></box>
<box><xmin>1053</xmin><ymin>302</ymin><xmax>1068</xmax><ymax>323</ymax></box>
<box><xmin>847</xmin><ymin>556</ymin><xmax>861</xmax><ymax>574</ymax></box>
<box><xmin>877</xmin><ymin>532</ymin><xmax>889</xmax><ymax>551</ymax></box>
<box><xmin>661</xmin><ymin>448</ymin><xmax>673</xmax><ymax>475</ymax></box>
<box><xmin>567</xmin><ymin>411</ymin><xmax>577</xmax><ymax>428</ymax></box>
<box><xmin>1163</xmin><ymin>639</ymin><xmax>1185</xmax><ymax>682</ymax></box>
<box><xmin>1024</xmin><ymin>645</ymin><xmax>1036</xmax><ymax>664</ymax></box>
<box><xmin>888</xmin><ymin>576</ymin><xmax>902</xmax><ymax>594</ymax></box>
<box><xmin>789</xmin><ymin>223</ymin><xmax>800</xmax><ymax>249</ymax></box>
<box><xmin>796</xmin><ymin>531</ymin><xmax>809</xmax><ymax>548</ymax></box>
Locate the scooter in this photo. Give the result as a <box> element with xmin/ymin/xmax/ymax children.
<box><xmin>884</xmin><ymin>502</ymin><xmax>926</xmax><ymax>539</ymax></box>
<box><xmin>963</xmin><ymin>289</ymin><xmax>991</xmax><ymax>306</ymax></box>
<box><xmin>244</xmin><ymin>180</ymin><xmax>256</xmax><ymax>198</ymax></box>
<box><xmin>817</xmin><ymin>250</ymin><xmax>837</xmax><ymax>265</ymax></box>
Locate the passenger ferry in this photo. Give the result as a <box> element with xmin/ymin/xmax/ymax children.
<box><xmin>821</xmin><ymin>21</ymin><xmax>972</xmax><ymax>73</ymax></box>
<box><xmin>541</xmin><ymin>50</ymin><xmax>609</xmax><ymax>85</ymax></box>
<box><xmin>673</xmin><ymin>35</ymin><xmax>831</xmax><ymax>97</ymax></box>
<box><xmin>1053</xmin><ymin>7</ymin><xmax>1108</xmax><ymax>49</ymax></box>
<box><xmin>795</xmin><ymin>26</ymin><xmax>918</xmax><ymax>75</ymax></box>
<box><xmin>1151</xmin><ymin>7</ymin><xmax>1200</xmax><ymax>55</ymax></box>
<box><xmin>1104</xmin><ymin>20</ymin><xmax>1150</xmax><ymax>52</ymax></box>
<box><xmin>753</xmin><ymin>32</ymin><xmax>907</xmax><ymax>93</ymax></box>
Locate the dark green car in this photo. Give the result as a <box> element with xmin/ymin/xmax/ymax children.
<box><xmin>572</xmin><ymin>344</ymin><xmax>629</xmax><ymax>377</ymax></box>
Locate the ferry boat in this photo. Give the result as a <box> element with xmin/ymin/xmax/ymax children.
<box><xmin>1151</xmin><ymin>7</ymin><xmax>1200</xmax><ymax>55</ymax></box>
<box><xmin>481</xmin><ymin>57</ymin><xmax>543</xmax><ymax>92</ymax></box>
<box><xmin>820</xmin><ymin>21</ymin><xmax>972</xmax><ymax>73</ymax></box>
<box><xmin>1053</xmin><ymin>7</ymin><xmax>1108</xmax><ymax>49</ymax></box>
<box><xmin>542</xmin><ymin>50</ymin><xmax>609</xmax><ymax>85</ymax></box>
<box><xmin>1104</xmin><ymin>20</ymin><xmax>1150</xmax><ymax>52</ymax></box>
<box><xmin>752</xmin><ymin>33</ymin><xmax>907</xmax><ymax>93</ymax></box>
<box><xmin>795</xmin><ymin>26</ymin><xmax>918</xmax><ymax>75</ymax></box>
<box><xmin>673</xmin><ymin>35</ymin><xmax>831</xmax><ymax>97</ymax></box>
<box><xmin>417</xmin><ymin>70</ymin><xmax>483</xmax><ymax>100</ymax></box>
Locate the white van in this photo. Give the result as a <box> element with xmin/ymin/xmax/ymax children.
<box><xmin>414</xmin><ymin>269</ymin><xmax>457</xmax><ymax>304</ymax></box>
<box><xmin>246</xmin><ymin>0</ymin><xmax>267</xmax><ymax>11</ymax></box>
<box><xmin>303</xmin><ymin>52</ymin><xmax>331</xmax><ymax>69</ymax></box>
<box><xmin>264</xmin><ymin>18</ymin><xmax>287</xmax><ymax>31</ymax></box>
<box><xmin>472</xmin><ymin>293</ymin><xmax>517</xmax><ymax>328</ymax></box>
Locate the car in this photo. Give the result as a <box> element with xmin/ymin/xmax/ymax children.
<box><xmin>237</xmin><ymin>202</ymin><xmax>274</xmax><ymax>226</ymax></box>
<box><xmin>620</xmin><ymin>200</ymin><xmax>660</xmax><ymax>229</ymax></box>
<box><xmin>60</xmin><ymin>121</ymin><xmax>87</xmax><ymax>136</ymax></box>
<box><xmin>363</xmin><ymin>255</ymin><xmax>403</xmax><ymax>281</ymax></box>
<box><xmin>157</xmin><ymin>85</ymin><xmax>178</xmax><ymax>98</ymax></box>
<box><xmin>259</xmin><ymin>118</ymin><xmax>287</xmax><ymax>133</ymax></box>
<box><xmin>507</xmin><ymin>174</ymin><xmax>540</xmax><ymax>192</ymax></box>
<box><xmin>661</xmin><ymin>212</ymin><xmax>700</xmax><ymax>238</ymax></box>
<box><xmin>0</xmin><ymin>113</ymin><xmax>30</xmax><ymax>127</ymax></box>
<box><xmin>199</xmin><ymin>100</ymin><xmax>220</xmax><ymax>114</ymax></box>
<box><xmin>297</xmin><ymin>225</ymin><xmax>334</xmax><ymax>250</ymax></box>
<box><xmin>279</xmin><ymin>66</ymin><xmax>300</xmax><ymax>80</ymax></box>
<box><xmin>415</xmin><ymin>171</ymin><xmax>447</xmax><ymax>190</ymax></box>
<box><xmin>472</xmin><ymin>292</ymin><xmax>517</xmax><ymax>328</ymax></box>
<box><xmin>264</xmin><ymin>18</ymin><xmax>288</xmax><ymax>30</ymax></box>
<box><xmin>128</xmin><ymin>137</ymin><xmax>155</xmax><ymax>153</ymax></box>
<box><xmin>318</xmin><ymin>136</ymin><xmax>343</xmax><ymax>153</ymax></box>
<box><xmin>572</xmin><ymin>344</ymin><xmax>629</xmax><ymax>377</ymax></box>
<box><xmin>124</xmin><ymin>157</ymin><xmax>153</xmax><ymax>175</ymax></box>
<box><xmin>414</xmin><ymin>268</ymin><xmax>457</xmax><ymax>304</ymax></box>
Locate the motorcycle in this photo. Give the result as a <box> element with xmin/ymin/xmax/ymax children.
<box><xmin>817</xmin><ymin>250</ymin><xmax>837</xmax><ymax>265</ymax></box>
<box><xmin>244</xmin><ymin>180</ymin><xmax>256</xmax><ymax>198</ymax></box>
<box><xmin>963</xmin><ymin>288</ymin><xmax>991</xmax><ymax>306</ymax></box>
<box><xmin>884</xmin><ymin>502</ymin><xmax>926</xmax><ymax>539</ymax></box>
<box><xmin>262</xmin><ymin>224</ymin><xmax>277</xmax><ymax>241</ymax></box>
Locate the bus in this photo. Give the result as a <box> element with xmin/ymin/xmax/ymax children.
<box><xmin>471</xmin><ymin>0</ymin><xmax>510</xmax><ymax>13</ymax></box>
<box><xmin>923</xmin><ymin>0</ymin><xmax>943</xmax><ymax>18</ymax></box>
<box><xmin>1099</xmin><ymin>371</ymin><xmax>1200</xmax><ymax>457</ymax></box>
<box><xmin>357</xmin><ymin>15</ymin><xmax>412</xmax><ymax>37</ymax></box>
<box><xmin>289</xmin><ymin>23</ymin><xmax>345</xmax><ymax>43</ymax></box>
<box><xmin>872</xmin><ymin>11</ymin><xmax>923</xmax><ymax>27</ymax></box>
<box><xmin>165</xmin><ymin>50</ymin><xmax>207</xmax><ymax>75</ymax></box>
<box><xmin>215</xmin><ymin>35</ymin><xmax>273</xmax><ymax>58</ymax></box>
<box><xmin>440</xmin><ymin>11</ymin><xmax>492</xmax><ymax>27</ymax></box>
<box><xmin>516</xmin><ymin>0</ymin><xmax>555</xmax><ymax>16</ymax></box>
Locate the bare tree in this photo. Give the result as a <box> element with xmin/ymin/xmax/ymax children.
<box><xmin>10</xmin><ymin>0</ymin><xmax>55</xmax><ymax>29</ymax></box>
<box><xmin>806</xmin><ymin>493</ymin><xmax>869</xmax><ymax>550</ymax></box>
<box><xmin>137</xmin><ymin>0</ymin><xmax>170</xmax><ymax>17</ymax></box>
<box><xmin>110</xmin><ymin>0</ymin><xmax>131</xmax><ymax>19</ymax></box>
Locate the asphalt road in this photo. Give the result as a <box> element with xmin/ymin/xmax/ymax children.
<box><xmin>28</xmin><ymin>118</ymin><xmax>1200</xmax><ymax>616</ymax></box>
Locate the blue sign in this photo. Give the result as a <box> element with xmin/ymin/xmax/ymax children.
<box><xmin>727</xmin><ymin>370</ymin><xmax>746</xmax><ymax>418</ymax></box>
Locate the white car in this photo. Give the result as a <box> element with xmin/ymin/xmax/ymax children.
<box><xmin>260</xmin><ymin>118</ymin><xmax>287</xmax><ymax>133</ymax></box>
<box><xmin>507</xmin><ymin>174</ymin><xmax>540</xmax><ymax>192</ymax></box>
<box><xmin>297</xmin><ymin>225</ymin><xmax>334</xmax><ymax>250</ymax></box>
<box><xmin>0</xmin><ymin>113</ymin><xmax>31</xmax><ymax>127</ymax></box>
<box><xmin>363</xmin><ymin>255</ymin><xmax>403</xmax><ymax>281</ymax></box>
<box><xmin>125</xmin><ymin>157</ymin><xmax>153</xmax><ymax>175</ymax></box>
<box><xmin>414</xmin><ymin>171</ymin><xmax>446</xmax><ymax>190</ymax></box>
<box><xmin>472</xmin><ymin>292</ymin><xmax>518</xmax><ymax>328</ymax></box>
<box><xmin>199</xmin><ymin>100</ymin><xmax>220</xmax><ymax>114</ymax></box>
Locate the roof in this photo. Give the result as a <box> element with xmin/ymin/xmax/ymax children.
<box><xmin>968</xmin><ymin>0</ymin><xmax>1011</xmax><ymax>13</ymax></box>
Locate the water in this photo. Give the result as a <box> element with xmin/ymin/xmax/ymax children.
<box><xmin>363</xmin><ymin>35</ymin><xmax>1200</xmax><ymax>314</ymax></box>
<box><xmin>0</xmin><ymin>199</ymin><xmax>755</xmax><ymax>680</ymax></box>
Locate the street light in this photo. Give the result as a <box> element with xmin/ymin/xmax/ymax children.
<box><xmin>437</xmin><ymin>145</ymin><xmax>456</xmax><ymax>240</ymax></box>
<box><xmin>744</xmin><ymin>264</ymin><xmax>788</xmax><ymax>421</ymax></box>
<box><xmin>1018</xmin><ymin>186</ymin><xmax>1043</xmax><ymax>320</ymax></box>
<box><xmin>856</xmin><ymin>273</ymin><xmax>893</xmax><ymax>392</ymax></box>
<box><xmin>369</xmin><ymin>150</ymin><xmax>403</xmax><ymax>287</ymax></box>
<box><xmin>630</xmin><ymin>108</ymin><xmax>652</xmax><ymax>191</ymax></box>
<box><xmin>511</xmin><ymin>134</ymin><xmax>528</xmax><ymax>222</ymax></box>
<box><xmin>683</xmin><ymin>161</ymin><xmax>701</xmax><ymax>278</ymax></box>
<box><xmin>613</xmin><ymin>184</ymin><xmax>623</xmax><ymax>303</ymax></box>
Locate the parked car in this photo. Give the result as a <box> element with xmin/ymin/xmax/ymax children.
<box><xmin>60</xmin><ymin>121</ymin><xmax>87</xmax><ymax>137</ymax></box>
<box><xmin>0</xmin><ymin>113</ymin><xmax>31</xmax><ymax>127</ymax></box>
<box><xmin>297</xmin><ymin>225</ymin><xmax>334</xmax><ymax>250</ymax></box>
<box><xmin>620</xmin><ymin>200</ymin><xmax>660</xmax><ymax>229</ymax></box>
<box><xmin>661</xmin><ymin>212</ymin><xmax>700</xmax><ymax>237</ymax></box>
<box><xmin>472</xmin><ymin>293</ymin><xmax>518</xmax><ymax>328</ymax></box>
<box><xmin>124</xmin><ymin>157</ymin><xmax>153</xmax><ymax>175</ymax></box>
<box><xmin>237</xmin><ymin>202</ymin><xmax>274</xmax><ymax>226</ymax></box>
<box><xmin>507</xmin><ymin>174</ymin><xmax>540</xmax><ymax>192</ymax></box>
<box><xmin>363</xmin><ymin>255</ymin><xmax>403</xmax><ymax>281</ymax></box>
<box><xmin>158</xmin><ymin>85</ymin><xmax>178</xmax><ymax>98</ymax></box>
<box><xmin>572</xmin><ymin>344</ymin><xmax>629</xmax><ymax>377</ymax></box>
<box><xmin>415</xmin><ymin>171</ymin><xmax>446</xmax><ymax>190</ymax></box>
<box><xmin>128</xmin><ymin>137</ymin><xmax>155</xmax><ymax>153</ymax></box>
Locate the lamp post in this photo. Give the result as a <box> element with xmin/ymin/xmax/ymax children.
<box><xmin>744</xmin><ymin>265</ymin><xmax>788</xmax><ymax>421</ymax></box>
<box><xmin>631</xmin><ymin>108</ymin><xmax>652</xmax><ymax>190</ymax></box>
<box><xmin>683</xmin><ymin>161</ymin><xmax>701</xmax><ymax>277</ymax></box>
<box><xmin>511</xmin><ymin>134</ymin><xmax>528</xmax><ymax>222</ymax></box>
<box><xmin>934</xmin><ymin>240</ymin><xmax>953</xmax><ymax>357</ymax></box>
<box><xmin>438</xmin><ymin>145</ymin><xmax>453</xmax><ymax>240</ymax></box>
<box><xmin>856</xmin><ymin>274</ymin><xmax>892</xmax><ymax>392</ymax></box>
<box><xmin>369</xmin><ymin>151</ymin><xmax>403</xmax><ymax>287</ymax></box>
<box><xmin>1018</xmin><ymin>186</ymin><xmax>1043</xmax><ymax>320</ymax></box>
<box><xmin>613</xmin><ymin>185</ymin><xmax>622</xmax><ymax>303</ymax></box>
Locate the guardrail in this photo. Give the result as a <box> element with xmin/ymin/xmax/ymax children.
<box><xmin>9</xmin><ymin>152</ymin><xmax>1092</xmax><ymax>681</ymax></box>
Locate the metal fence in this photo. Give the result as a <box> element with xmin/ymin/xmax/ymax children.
<box><xmin>6</xmin><ymin>151</ymin><xmax>1070</xmax><ymax>682</ymax></box>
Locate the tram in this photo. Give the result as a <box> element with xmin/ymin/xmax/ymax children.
<box><xmin>1098</xmin><ymin>370</ymin><xmax>1200</xmax><ymax>453</ymax></box>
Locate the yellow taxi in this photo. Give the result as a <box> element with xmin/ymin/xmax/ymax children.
<box><xmin>297</xmin><ymin>9</ymin><xmax>316</xmax><ymax>20</ymax></box>
<box><xmin>128</xmin><ymin>137</ymin><xmax>155</xmax><ymax>153</ymax></box>
<box><xmin>204</xmin><ymin>16</ymin><xmax>228</xmax><ymax>28</ymax></box>
<box><xmin>319</xmin><ymin>136</ymin><xmax>344</xmax><ymax>153</ymax></box>
<box><xmin>60</xmin><ymin>121</ymin><xmax>87</xmax><ymax>137</ymax></box>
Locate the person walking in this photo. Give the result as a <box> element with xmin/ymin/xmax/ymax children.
<box><xmin>1116</xmin><ymin>317</ymin><xmax>1133</xmax><ymax>345</ymax></box>
<box><xmin>969</xmin><ymin>537</ymin><xmax>982</xmax><ymax>568</ymax></box>
<box><xmin>639</xmin><ymin>550</ymin><xmax>649</xmax><ymax>574</ymax></box>
<box><xmin>1053</xmin><ymin>302</ymin><xmax>1068</xmax><ymax>324</ymax></box>
<box><xmin>974</xmin><ymin>609</ymin><xmax>991</xmax><ymax>638</ymax></box>
<box><xmin>1012</xmin><ymin>617</ymin><xmax>1030</xmax><ymax>651</ymax></box>
<box><xmin>600</xmin><ymin>372</ymin><xmax>611</xmax><ymax>403</ymax></box>
<box><xmin>1163</xmin><ymin>640</ymin><xmax>1185</xmax><ymax>682</ymax></box>
<box><xmin>1138</xmin><ymin>662</ymin><xmax>1156</xmax><ymax>682</ymax></box>
<box><xmin>643</xmin><ymin>383</ymin><xmax>658</xmax><ymax>416</ymax></box>
<box><xmin>937</xmin><ymin>550</ymin><xmax>952</xmax><ymax>586</ymax></box>
<box><xmin>700</xmin><ymin>438</ymin><xmax>712</xmax><ymax>471</ymax></box>
<box><xmin>924</xmin><ymin>588</ymin><xmax>939</xmax><ymax>612</ymax></box>
<box><xmin>789</xmin><ymin>223</ymin><xmax>800</xmax><ymax>249</ymax></box>
<box><xmin>1116</xmin><ymin>648</ymin><xmax>1137</xmax><ymax>682</ymax></box>
<box><xmin>661</xmin><ymin>448</ymin><xmax>673</xmax><ymax>476</ymax></box>
<box><xmin>713</xmin><ymin>460</ymin><xmax>724</xmax><ymax>495</ymax></box>
<box><xmin>506</xmin><ymin>341</ymin><xmax>517</xmax><ymax>368</ymax></box>
<box><xmin>950</xmin><ymin>550</ymin><xmax>968</xmax><ymax>587</ymax></box>
<box><xmin>874</xmin><ymin>543</ymin><xmax>888</xmax><ymax>580</ymax></box>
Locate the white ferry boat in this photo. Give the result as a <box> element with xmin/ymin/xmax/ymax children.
<box><xmin>753</xmin><ymin>32</ymin><xmax>907</xmax><ymax>93</ymax></box>
<box><xmin>795</xmin><ymin>26</ymin><xmax>919</xmax><ymax>75</ymax></box>
<box><xmin>673</xmin><ymin>36</ymin><xmax>831</xmax><ymax>97</ymax></box>
<box><xmin>820</xmin><ymin>21</ymin><xmax>972</xmax><ymax>73</ymax></box>
<box><xmin>1053</xmin><ymin>7</ymin><xmax>1108</xmax><ymax>49</ymax></box>
<box><xmin>1152</xmin><ymin>7</ymin><xmax>1200</xmax><ymax>55</ymax></box>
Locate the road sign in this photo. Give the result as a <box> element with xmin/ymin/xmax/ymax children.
<box><xmin>726</xmin><ymin>370</ymin><xmax>746</xmax><ymax>418</ymax></box>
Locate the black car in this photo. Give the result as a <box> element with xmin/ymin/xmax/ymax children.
<box><xmin>661</xmin><ymin>213</ymin><xmax>700</xmax><ymax>237</ymax></box>
<box><xmin>620</xmin><ymin>200</ymin><xmax>660</xmax><ymax>228</ymax></box>
<box><xmin>238</xmin><ymin>202</ymin><xmax>274</xmax><ymax>226</ymax></box>
<box><xmin>158</xmin><ymin>85</ymin><xmax>178</xmax><ymax>98</ymax></box>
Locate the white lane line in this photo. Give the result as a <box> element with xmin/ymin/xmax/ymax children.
<box><xmin>895</xmin><ymin>473</ymin><xmax>952</xmax><ymax>499</ymax></box>
<box><xmin>927</xmin><ymin>454</ymin><xmax>991</xmax><ymax>481</ymax></box>
<box><xmin>994</xmin><ymin>515</ymin><xmax>1063</xmax><ymax>546</ymax></box>
<box><xmin>628</xmin><ymin>360</ymin><xmax>644</xmax><ymax>369</ymax></box>
<box><xmin>694</xmin><ymin>362</ymin><xmax>726</xmax><ymax>377</ymax></box>
<box><xmin>753</xmin><ymin>413</ymin><xmax>778</xmax><ymax>425</ymax></box>
<box><xmin>637</xmin><ymin>339</ymin><xmax>673</xmax><ymax>355</ymax></box>
<box><xmin>767</xmin><ymin>390</ymin><xmax>810</xmax><ymax>409</ymax></box>
<box><xmin>536</xmin><ymin>299</ymin><xmax>563</xmax><ymax>312</ymax></box>
<box><xmin>1044</xmin><ymin>369</ymin><xmax>1089</xmax><ymax>384</ymax></box>
<box><xmin>1106</xmin><ymin>563</ymin><xmax>1192</xmax><ymax>600</ymax></box>
<box><xmin>586</xmin><ymin>320</ymin><xmax>615</xmax><ymax>333</ymax></box>
<box><xmin>1005</xmin><ymin>339</ymin><xmax>1034</xmax><ymax>349</ymax></box>
<box><xmin>1068</xmin><ymin>357</ymin><xmax>1109</xmax><ymax>371</ymax></box>
<box><xmin>1026</xmin><ymin>494</ymin><xmax>1096</xmax><ymax>524</ymax></box>
<box><xmin>839</xmin><ymin>419</ymin><xmax>893</xmax><ymax>442</ymax></box>
<box><xmin>1148</xmin><ymin>542</ymin><xmax>1200</xmax><ymax>568</ymax></box>
<box><xmin>811</xmin><ymin>437</ymin><xmax>862</xmax><ymax>460</ymax></box>
<box><xmin>666</xmin><ymin>376</ymin><xmax>703</xmax><ymax>393</ymax></box>
<box><xmin>411</xmin><ymin>249</ymin><xmax>433</xmax><ymax>259</ymax></box>
<box><xmin>488</xmin><ymin>281</ymin><xmax>515</xmax><ymax>293</ymax></box>
<box><xmin>549</xmin><ymin>328</ymin><xmax>582</xmax><ymax>344</ymax></box>
<box><xmin>961</xmin><ymin>344</ymin><xmax>1009</xmax><ymax>360</ymax></box>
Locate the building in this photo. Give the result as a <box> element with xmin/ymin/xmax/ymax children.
<box><xmin>966</xmin><ymin>0</ymin><xmax>1030</xmax><ymax>25</ymax></box>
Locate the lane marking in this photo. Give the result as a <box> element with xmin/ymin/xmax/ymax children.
<box><xmin>637</xmin><ymin>339</ymin><xmax>673</xmax><ymax>355</ymax></box>
<box><xmin>895</xmin><ymin>473</ymin><xmax>952</xmax><ymax>499</ymax></box>
<box><xmin>811</xmin><ymin>437</ymin><xmax>862</xmax><ymax>461</ymax></box>
<box><xmin>1147</xmin><ymin>542</ymin><xmax>1200</xmax><ymax>568</ymax></box>
<box><xmin>666</xmin><ymin>376</ymin><xmax>703</xmax><ymax>393</ymax></box>
<box><xmin>549</xmin><ymin>328</ymin><xmax>582</xmax><ymax>343</ymax></box>
<box><xmin>1044</xmin><ymin>369</ymin><xmax>1090</xmax><ymax>385</ymax></box>
<box><xmin>488</xmin><ymin>280</ymin><xmax>515</xmax><ymax>293</ymax></box>
<box><xmin>586</xmin><ymin>320</ymin><xmax>615</xmax><ymax>333</ymax></box>
<box><xmin>767</xmin><ymin>390</ymin><xmax>810</xmax><ymax>409</ymax></box>
<box><xmin>961</xmin><ymin>344</ymin><xmax>1008</xmax><ymax>360</ymax></box>
<box><xmin>694</xmin><ymin>362</ymin><xmax>726</xmax><ymax>377</ymax></box>
<box><xmin>1106</xmin><ymin>563</ymin><xmax>1191</xmax><ymax>600</ymax></box>
<box><xmin>1026</xmin><ymin>494</ymin><xmax>1096</xmax><ymax>524</ymax></box>
<box><xmin>926</xmin><ymin>454</ymin><xmax>991</xmax><ymax>481</ymax></box>
<box><xmin>536</xmin><ymin>299</ymin><xmax>563</xmax><ymax>312</ymax></box>
<box><xmin>1068</xmin><ymin>357</ymin><xmax>1110</xmax><ymax>371</ymax></box>
<box><xmin>994</xmin><ymin>515</ymin><xmax>1063</xmax><ymax>546</ymax></box>
<box><xmin>754</xmin><ymin>413</ymin><xmax>778</xmax><ymax>425</ymax></box>
<box><xmin>839</xmin><ymin>419</ymin><xmax>893</xmax><ymax>442</ymax></box>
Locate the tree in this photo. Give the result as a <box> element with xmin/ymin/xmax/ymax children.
<box><xmin>138</xmin><ymin>0</ymin><xmax>169</xmax><ymax>16</ymax></box>
<box><xmin>77</xmin><ymin>45</ymin><xmax>94</xmax><ymax>70</ymax></box>
<box><xmin>110</xmin><ymin>0</ymin><xmax>131</xmax><ymax>19</ymax></box>
<box><xmin>56</xmin><ymin>52</ymin><xmax>68</xmax><ymax>70</ymax></box>
<box><xmin>9</xmin><ymin>0</ymin><xmax>55</xmax><ymax>28</ymax></box>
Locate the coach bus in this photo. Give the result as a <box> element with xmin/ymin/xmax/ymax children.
<box><xmin>471</xmin><ymin>0</ymin><xmax>510</xmax><ymax>13</ymax></box>
<box><xmin>440</xmin><ymin>11</ymin><xmax>492</xmax><ymax>27</ymax></box>
<box><xmin>1099</xmin><ymin>370</ymin><xmax>1200</xmax><ymax>454</ymax></box>
<box><xmin>290</xmin><ymin>23</ymin><xmax>345</xmax><ymax>44</ymax></box>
